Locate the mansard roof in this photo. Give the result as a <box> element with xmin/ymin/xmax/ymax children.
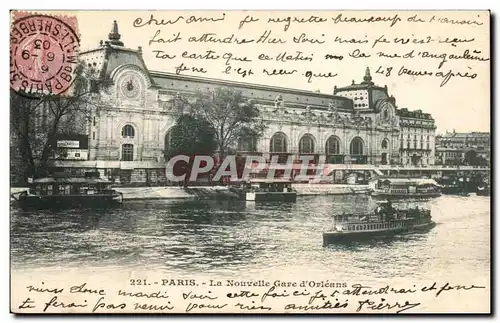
<box><xmin>150</xmin><ymin>70</ymin><xmax>354</xmax><ymax>111</ymax></box>
<box><xmin>397</xmin><ymin>108</ymin><xmax>434</xmax><ymax>120</ymax></box>
<box><xmin>79</xmin><ymin>21</ymin><xmax>151</xmax><ymax>83</ymax></box>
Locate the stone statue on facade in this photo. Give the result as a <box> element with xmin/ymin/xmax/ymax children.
<box><xmin>391</xmin><ymin>116</ymin><xmax>399</xmax><ymax>127</ymax></box>
<box><xmin>316</xmin><ymin>112</ymin><xmax>327</xmax><ymax>124</ymax></box>
<box><xmin>301</xmin><ymin>105</ymin><xmax>315</xmax><ymax>122</ymax></box>
<box><xmin>167</xmin><ymin>92</ymin><xmax>186</xmax><ymax>115</ymax></box>
<box><xmin>328</xmin><ymin>101</ymin><xmax>338</xmax><ymax>113</ymax></box>
<box><xmin>275</xmin><ymin>95</ymin><xmax>284</xmax><ymax>109</ymax></box>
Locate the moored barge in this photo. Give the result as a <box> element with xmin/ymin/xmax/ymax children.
<box><xmin>370</xmin><ymin>178</ymin><xmax>442</xmax><ymax>199</ymax></box>
<box><xmin>244</xmin><ymin>179</ymin><xmax>297</xmax><ymax>202</ymax></box>
<box><xmin>12</xmin><ymin>175</ymin><xmax>123</xmax><ymax>209</ymax></box>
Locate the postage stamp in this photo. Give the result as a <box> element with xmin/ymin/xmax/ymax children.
<box><xmin>10</xmin><ymin>11</ymin><xmax>79</xmax><ymax>96</ymax></box>
<box><xmin>8</xmin><ymin>9</ymin><xmax>491</xmax><ymax>315</ymax></box>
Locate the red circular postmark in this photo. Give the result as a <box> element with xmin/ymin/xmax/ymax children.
<box><xmin>10</xmin><ymin>13</ymin><xmax>80</xmax><ymax>96</ymax></box>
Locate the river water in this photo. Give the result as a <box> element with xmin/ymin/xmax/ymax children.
<box><xmin>10</xmin><ymin>195</ymin><xmax>490</xmax><ymax>285</ymax></box>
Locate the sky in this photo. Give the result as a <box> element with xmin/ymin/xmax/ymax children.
<box><xmin>66</xmin><ymin>10</ymin><xmax>490</xmax><ymax>134</ymax></box>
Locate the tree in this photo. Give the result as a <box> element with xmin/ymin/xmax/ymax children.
<box><xmin>10</xmin><ymin>63</ymin><xmax>99</xmax><ymax>182</ymax></box>
<box><xmin>190</xmin><ymin>87</ymin><xmax>266</xmax><ymax>159</ymax></box>
<box><xmin>166</xmin><ymin>114</ymin><xmax>217</xmax><ymax>186</ymax></box>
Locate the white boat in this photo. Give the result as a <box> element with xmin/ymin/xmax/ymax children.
<box><xmin>245</xmin><ymin>179</ymin><xmax>297</xmax><ymax>202</ymax></box>
<box><xmin>370</xmin><ymin>178</ymin><xmax>442</xmax><ymax>199</ymax></box>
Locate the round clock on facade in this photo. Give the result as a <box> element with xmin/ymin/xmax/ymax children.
<box><xmin>119</xmin><ymin>73</ymin><xmax>142</xmax><ymax>99</ymax></box>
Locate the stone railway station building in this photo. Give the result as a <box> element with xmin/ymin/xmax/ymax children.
<box><xmin>52</xmin><ymin>22</ymin><xmax>437</xmax><ymax>185</ymax></box>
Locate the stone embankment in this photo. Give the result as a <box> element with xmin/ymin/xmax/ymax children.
<box><xmin>10</xmin><ymin>184</ymin><xmax>372</xmax><ymax>201</ymax></box>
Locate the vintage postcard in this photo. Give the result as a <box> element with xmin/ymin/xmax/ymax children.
<box><xmin>9</xmin><ymin>10</ymin><xmax>491</xmax><ymax>314</ymax></box>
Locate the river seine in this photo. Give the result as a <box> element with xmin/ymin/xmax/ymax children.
<box><xmin>10</xmin><ymin>195</ymin><xmax>490</xmax><ymax>284</ymax></box>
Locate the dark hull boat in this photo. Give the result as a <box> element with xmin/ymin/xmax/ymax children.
<box><xmin>17</xmin><ymin>192</ymin><xmax>123</xmax><ymax>209</ymax></box>
<box><xmin>243</xmin><ymin>179</ymin><xmax>297</xmax><ymax>202</ymax></box>
<box><xmin>371</xmin><ymin>191</ymin><xmax>441</xmax><ymax>199</ymax></box>
<box><xmin>246</xmin><ymin>191</ymin><xmax>297</xmax><ymax>202</ymax></box>
<box><xmin>12</xmin><ymin>175</ymin><xmax>123</xmax><ymax>209</ymax></box>
<box><xmin>323</xmin><ymin>220</ymin><xmax>435</xmax><ymax>245</ymax></box>
<box><xmin>441</xmin><ymin>185</ymin><xmax>462</xmax><ymax>195</ymax></box>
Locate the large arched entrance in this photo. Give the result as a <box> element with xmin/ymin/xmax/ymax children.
<box><xmin>270</xmin><ymin>132</ymin><xmax>290</xmax><ymax>163</ymax></box>
<box><xmin>325</xmin><ymin>136</ymin><xmax>343</xmax><ymax>164</ymax></box>
<box><xmin>349</xmin><ymin>137</ymin><xmax>367</xmax><ymax>164</ymax></box>
<box><xmin>298</xmin><ymin>134</ymin><xmax>315</xmax><ymax>154</ymax></box>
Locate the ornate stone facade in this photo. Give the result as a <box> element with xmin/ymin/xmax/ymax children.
<box><xmin>398</xmin><ymin>109</ymin><xmax>436</xmax><ymax>166</ymax></box>
<box><xmin>69</xmin><ymin>22</ymin><xmax>437</xmax><ymax>183</ymax></box>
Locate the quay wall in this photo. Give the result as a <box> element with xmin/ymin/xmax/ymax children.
<box><xmin>291</xmin><ymin>184</ymin><xmax>372</xmax><ymax>196</ymax></box>
<box><xmin>116</xmin><ymin>185</ymin><xmax>372</xmax><ymax>199</ymax></box>
<box><xmin>116</xmin><ymin>186</ymin><xmax>236</xmax><ymax>200</ymax></box>
<box><xmin>11</xmin><ymin>184</ymin><xmax>372</xmax><ymax>201</ymax></box>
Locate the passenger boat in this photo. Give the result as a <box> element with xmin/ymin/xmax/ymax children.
<box><xmin>244</xmin><ymin>179</ymin><xmax>297</xmax><ymax>202</ymax></box>
<box><xmin>370</xmin><ymin>178</ymin><xmax>442</xmax><ymax>199</ymax></box>
<box><xmin>12</xmin><ymin>174</ymin><xmax>123</xmax><ymax>208</ymax></box>
<box><xmin>323</xmin><ymin>202</ymin><xmax>436</xmax><ymax>245</ymax></box>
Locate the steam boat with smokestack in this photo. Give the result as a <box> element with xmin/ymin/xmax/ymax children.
<box><xmin>322</xmin><ymin>201</ymin><xmax>435</xmax><ymax>245</ymax></box>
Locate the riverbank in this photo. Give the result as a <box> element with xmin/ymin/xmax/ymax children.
<box><xmin>292</xmin><ymin>184</ymin><xmax>371</xmax><ymax>196</ymax></box>
<box><xmin>11</xmin><ymin>184</ymin><xmax>372</xmax><ymax>201</ymax></box>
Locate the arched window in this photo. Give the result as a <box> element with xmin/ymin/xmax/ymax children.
<box><xmin>299</xmin><ymin>134</ymin><xmax>315</xmax><ymax>154</ymax></box>
<box><xmin>325</xmin><ymin>136</ymin><xmax>341</xmax><ymax>155</ymax></box>
<box><xmin>122</xmin><ymin>125</ymin><xmax>135</xmax><ymax>138</ymax></box>
<box><xmin>122</xmin><ymin>144</ymin><xmax>134</xmax><ymax>161</ymax></box>
<box><xmin>270</xmin><ymin>132</ymin><xmax>287</xmax><ymax>153</ymax></box>
<box><xmin>382</xmin><ymin>139</ymin><xmax>389</xmax><ymax>149</ymax></box>
<box><xmin>350</xmin><ymin>137</ymin><xmax>364</xmax><ymax>155</ymax></box>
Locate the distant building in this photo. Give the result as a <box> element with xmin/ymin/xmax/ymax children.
<box><xmin>435</xmin><ymin>131</ymin><xmax>490</xmax><ymax>166</ymax></box>
<box><xmin>397</xmin><ymin>108</ymin><xmax>436</xmax><ymax>167</ymax></box>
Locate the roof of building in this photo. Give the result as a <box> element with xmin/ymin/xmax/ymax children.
<box><xmin>397</xmin><ymin>108</ymin><xmax>434</xmax><ymax>120</ymax></box>
<box><xmin>437</xmin><ymin>131</ymin><xmax>490</xmax><ymax>138</ymax></box>
<box><xmin>150</xmin><ymin>70</ymin><xmax>353</xmax><ymax>105</ymax></box>
<box><xmin>333</xmin><ymin>67</ymin><xmax>386</xmax><ymax>92</ymax></box>
<box><xmin>79</xmin><ymin>21</ymin><xmax>437</xmax><ymax>119</ymax></box>
<box><xmin>79</xmin><ymin>22</ymin><xmax>355</xmax><ymax>110</ymax></box>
